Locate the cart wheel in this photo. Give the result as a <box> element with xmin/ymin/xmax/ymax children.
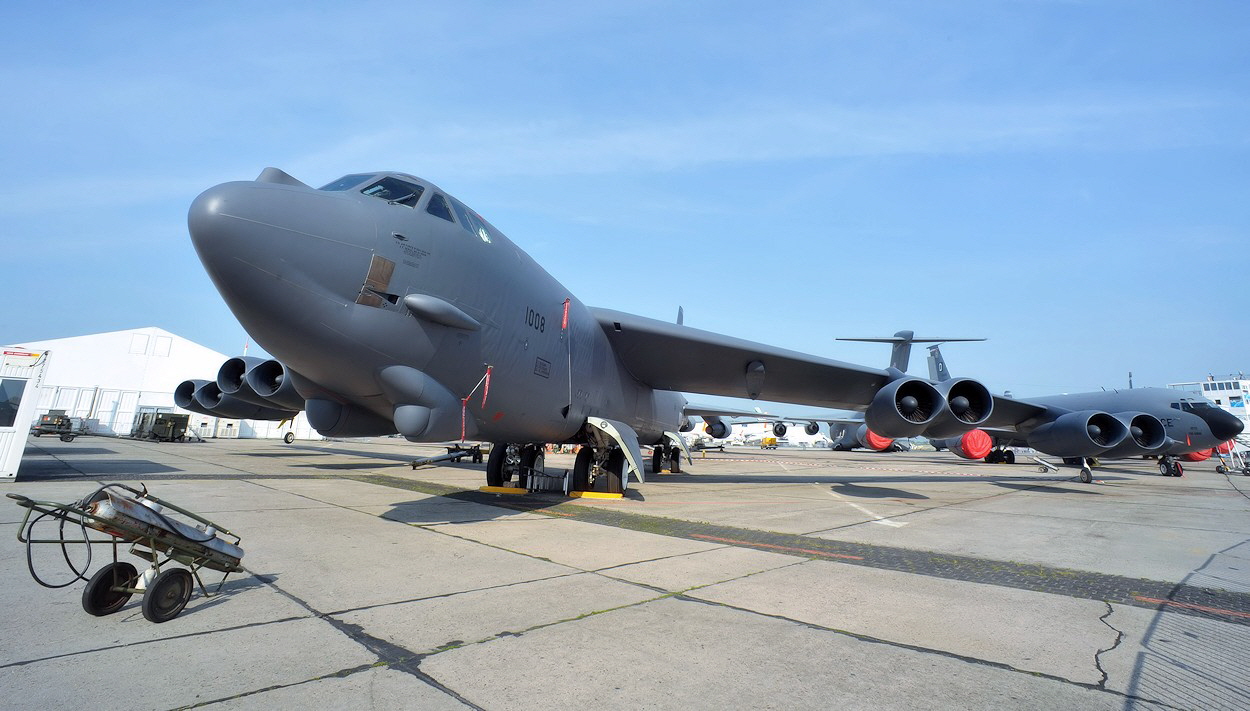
<box><xmin>283</xmin><ymin>432</ymin><xmax>295</xmax><ymax>444</ymax></box>
<box><xmin>82</xmin><ymin>562</ymin><xmax>139</xmax><ymax>616</ymax></box>
<box><xmin>142</xmin><ymin>568</ymin><xmax>194</xmax><ymax>623</ymax></box>
<box><xmin>60</xmin><ymin>434</ymin><xmax>75</xmax><ymax>442</ymax></box>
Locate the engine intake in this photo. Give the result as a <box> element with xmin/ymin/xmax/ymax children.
<box><xmin>175</xmin><ymin>378</ymin><xmax>297</xmax><ymax>421</ymax></box>
<box><xmin>865</xmin><ymin>378</ymin><xmax>942</xmax><ymax>438</ymax></box>
<box><xmin>244</xmin><ymin>359</ymin><xmax>308</xmax><ymax>411</ymax></box>
<box><xmin>924</xmin><ymin>378</ymin><xmax>994</xmax><ymax>438</ymax></box>
<box><xmin>703</xmin><ymin>419</ymin><xmax>731</xmax><ymax>439</ymax></box>
<box><xmin>1027</xmin><ymin>410</ymin><xmax>1128</xmax><ymax>458</ymax></box>
<box><xmin>804</xmin><ymin>421</ymin><xmax>820</xmax><ymax>436</ymax></box>
<box><xmin>1099</xmin><ymin>412</ymin><xmax>1167</xmax><ymax>458</ymax></box>
<box><xmin>772</xmin><ymin>422</ymin><xmax>788</xmax><ymax>437</ymax></box>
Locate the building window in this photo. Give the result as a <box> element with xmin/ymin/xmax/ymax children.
<box><xmin>0</xmin><ymin>378</ymin><xmax>27</xmax><ymax>427</ymax></box>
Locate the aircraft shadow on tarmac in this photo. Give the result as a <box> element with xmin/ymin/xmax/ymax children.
<box><xmin>378</xmin><ymin>492</ymin><xmax>558</xmax><ymax>525</ymax></box>
<box><xmin>652</xmin><ymin>472</ymin><xmax>1113</xmax><ymax>487</ymax></box>
<box><xmin>17</xmin><ymin>459</ymin><xmax>183</xmax><ymax>481</ymax></box>
<box><xmin>829</xmin><ymin>482</ymin><xmax>929</xmax><ymax>500</ymax></box>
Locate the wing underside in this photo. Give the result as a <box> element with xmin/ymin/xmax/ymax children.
<box><xmin>592</xmin><ymin>308</ymin><xmax>888</xmax><ymax>410</ymax></box>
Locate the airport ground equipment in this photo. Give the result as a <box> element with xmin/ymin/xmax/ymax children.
<box><xmin>1214</xmin><ymin>444</ymin><xmax>1250</xmax><ymax>476</ymax></box>
<box><xmin>131</xmin><ymin>412</ymin><xmax>191</xmax><ymax>442</ymax></box>
<box><xmin>30</xmin><ymin>410</ymin><xmax>85</xmax><ymax>442</ymax></box>
<box><xmin>8</xmin><ymin>483</ymin><xmax>245</xmax><ymax>623</ymax></box>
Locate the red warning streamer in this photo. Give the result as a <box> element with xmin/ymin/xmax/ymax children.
<box><xmin>561</xmin><ymin>298</ymin><xmax>570</xmax><ymax>330</ymax></box>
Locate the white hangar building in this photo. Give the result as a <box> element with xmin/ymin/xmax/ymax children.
<box><xmin>5</xmin><ymin>327</ymin><xmax>314</xmax><ymax>440</ymax></box>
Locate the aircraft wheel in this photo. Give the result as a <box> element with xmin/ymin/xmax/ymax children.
<box><xmin>651</xmin><ymin>447</ymin><xmax>665</xmax><ymax>474</ymax></box>
<box><xmin>1079</xmin><ymin>467</ymin><xmax>1092</xmax><ymax>484</ymax></box>
<box><xmin>518</xmin><ymin>445</ymin><xmax>543</xmax><ymax>489</ymax></box>
<box><xmin>1174</xmin><ymin>462</ymin><xmax>1184</xmax><ymax>477</ymax></box>
<box><xmin>1004</xmin><ymin>450</ymin><xmax>1016</xmax><ymax>464</ymax></box>
<box><xmin>571</xmin><ymin>447</ymin><xmax>592</xmax><ymax>491</ymax></box>
<box><xmin>283</xmin><ymin>432</ymin><xmax>295</xmax><ymax>444</ymax></box>
<box><xmin>668</xmin><ymin>446</ymin><xmax>682</xmax><ymax>474</ymax></box>
<box><xmin>142</xmin><ymin>568</ymin><xmax>193</xmax><ymax>623</ymax></box>
<box><xmin>596</xmin><ymin>448</ymin><xmax>626</xmax><ymax>494</ymax></box>
<box><xmin>82</xmin><ymin>562</ymin><xmax>138</xmax><ymax>617</ymax></box>
<box><xmin>1158</xmin><ymin>461</ymin><xmax>1170</xmax><ymax>477</ymax></box>
<box><xmin>486</xmin><ymin>443</ymin><xmax>512</xmax><ymax>487</ymax></box>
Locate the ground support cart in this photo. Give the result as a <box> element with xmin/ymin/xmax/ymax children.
<box><xmin>8</xmin><ymin>484</ymin><xmax>246</xmax><ymax>623</ymax></box>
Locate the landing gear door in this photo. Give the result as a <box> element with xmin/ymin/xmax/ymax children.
<box><xmin>663</xmin><ymin>431</ymin><xmax>692</xmax><ymax>464</ymax></box>
<box><xmin>588</xmin><ymin>417</ymin><xmax>646</xmax><ymax>486</ymax></box>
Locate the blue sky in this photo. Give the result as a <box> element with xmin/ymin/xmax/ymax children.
<box><xmin>2</xmin><ymin>1</ymin><xmax>1247</xmax><ymax>399</ymax></box>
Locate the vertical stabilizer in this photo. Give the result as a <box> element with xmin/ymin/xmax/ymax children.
<box><xmin>927</xmin><ymin>345</ymin><xmax>952</xmax><ymax>382</ymax></box>
<box><xmin>837</xmin><ymin>332</ymin><xmax>984</xmax><ymax>374</ymax></box>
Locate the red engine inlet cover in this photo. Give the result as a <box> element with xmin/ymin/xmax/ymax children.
<box><xmin>1181</xmin><ymin>448</ymin><xmax>1213</xmax><ymax>462</ymax></box>
<box><xmin>1216</xmin><ymin>440</ymin><xmax>1235</xmax><ymax>454</ymax></box>
<box><xmin>864</xmin><ymin>429</ymin><xmax>894</xmax><ymax>451</ymax></box>
<box><xmin>959</xmin><ymin>429</ymin><xmax>993</xmax><ymax>460</ymax></box>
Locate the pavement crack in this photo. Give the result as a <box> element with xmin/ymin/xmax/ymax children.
<box><xmin>1093</xmin><ymin>601</ymin><xmax>1124</xmax><ymax>689</ymax></box>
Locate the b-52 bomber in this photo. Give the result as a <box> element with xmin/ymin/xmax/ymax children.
<box><xmin>174</xmin><ymin>168</ymin><xmax>1224</xmax><ymax>492</ymax></box>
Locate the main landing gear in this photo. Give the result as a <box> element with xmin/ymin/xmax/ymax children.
<box><xmin>1157</xmin><ymin>455</ymin><xmax>1184</xmax><ymax>478</ymax></box>
<box><xmin>983</xmin><ymin>448</ymin><xmax>1016</xmax><ymax>464</ymax></box>
<box><xmin>485</xmin><ymin>443</ymin><xmax>545</xmax><ymax>488</ymax></box>
<box><xmin>651</xmin><ymin>445</ymin><xmax>682</xmax><ymax>474</ymax></box>
<box><xmin>572</xmin><ymin>446</ymin><xmax>627</xmax><ymax>494</ymax></box>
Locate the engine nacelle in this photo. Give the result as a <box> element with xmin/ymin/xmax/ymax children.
<box><xmin>703</xmin><ymin>419</ymin><xmax>731</xmax><ymax>439</ymax></box>
<box><xmin>306</xmin><ymin>398</ymin><xmax>397</xmax><ymax>437</ymax></box>
<box><xmin>1027</xmin><ymin>410</ymin><xmax>1128</xmax><ymax>458</ymax></box>
<box><xmin>932</xmin><ymin>429</ymin><xmax>993</xmax><ymax>460</ymax></box>
<box><xmin>855</xmin><ymin>424</ymin><xmax>894</xmax><ymax>451</ymax></box>
<box><xmin>679</xmin><ymin>417</ymin><xmax>695</xmax><ymax>433</ymax></box>
<box><xmin>772</xmin><ymin>422</ymin><xmax>788</xmax><ymax>437</ymax></box>
<box><xmin>1099</xmin><ymin>412</ymin><xmax>1168</xmax><ymax>458</ymax></box>
<box><xmin>864</xmin><ymin>378</ymin><xmax>943</xmax><ymax>438</ymax></box>
<box><xmin>175</xmin><ymin>378</ymin><xmax>297</xmax><ymax>420</ymax></box>
<box><xmin>924</xmin><ymin>378</ymin><xmax>994</xmax><ymax>438</ymax></box>
<box><xmin>804</xmin><ymin>421</ymin><xmax>820</xmax><ymax>436</ymax></box>
<box><xmin>243</xmin><ymin>359</ymin><xmax>307</xmax><ymax>411</ymax></box>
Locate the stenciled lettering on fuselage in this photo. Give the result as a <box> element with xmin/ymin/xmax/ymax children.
<box><xmin>524</xmin><ymin>306</ymin><xmax>547</xmax><ymax>334</ymax></box>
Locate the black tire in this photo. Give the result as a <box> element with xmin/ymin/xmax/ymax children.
<box><xmin>60</xmin><ymin>434</ymin><xmax>74</xmax><ymax>442</ymax></box>
<box><xmin>1217</xmin><ymin>465</ymin><xmax>1228</xmax><ymax>474</ymax></box>
<box><xmin>571</xmin><ymin>447</ymin><xmax>592</xmax><ymax>491</ymax></box>
<box><xmin>1079</xmin><ymin>467</ymin><xmax>1092</xmax><ymax>484</ymax></box>
<box><xmin>283</xmin><ymin>432</ymin><xmax>295</xmax><ymax>444</ymax></box>
<box><xmin>668</xmin><ymin>446</ymin><xmax>682</xmax><ymax>474</ymax></box>
<box><xmin>1174</xmin><ymin>462</ymin><xmax>1184</xmax><ymax>477</ymax></box>
<box><xmin>82</xmin><ymin>562</ymin><xmax>139</xmax><ymax>616</ymax></box>
<box><xmin>1158</xmin><ymin>461</ymin><xmax>1170</xmax><ymax>477</ymax></box>
<box><xmin>1004</xmin><ymin>450</ymin><xmax>1016</xmax><ymax>464</ymax></box>
<box><xmin>651</xmin><ymin>447</ymin><xmax>665</xmax><ymax>474</ymax></box>
<box><xmin>142</xmin><ymin>568</ymin><xmax>194</xmax><ymax>623</ymax></box>
<box><xmin>518</xmin><ymin>445</ymin><xmax>542</xmax><ymax>489</ymax></box>
<box><xmin>596</xmin><ymin>448</ymin><xmax>626</xmax><ymax>494</ymax></box>
<box><xmin>486</xmin><ymin>443</ymin><xmax>509</xmax><ymax>487</ymax></box>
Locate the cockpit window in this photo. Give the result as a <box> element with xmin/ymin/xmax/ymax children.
<box><xmin>426</xmin><ymin>193</ymin><xmax>454</xmax><ymax>222</ymax></box>
<box><xmin>360</xmin><ymin>177</ymin><xmax>424</xmax><ymax>207</ymax></box>
<box><xmin>320</xmin><ymin>174</ymin><xmax>373</xmax><ymax>191</ymax></box>
<box><xmin>450</xmin><ymin>197</ymin><xmax>494</xmax><ymax>243</ymax></box>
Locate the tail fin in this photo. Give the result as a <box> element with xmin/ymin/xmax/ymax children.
<box><xmin>927</xmin><ymin>345</ymin><xmax>952</xmax><ymax>382</ymax></box>
<box><xmin>838</xmin><ymin>331</ymin><xmax>984</xmax><ymax>373</ymax></box>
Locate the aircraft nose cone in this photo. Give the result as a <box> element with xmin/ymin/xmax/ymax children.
<box><xmin>1202</xmin><ymin>408</ymin><xmax>1245</xmax><ymax>441</ymax></box>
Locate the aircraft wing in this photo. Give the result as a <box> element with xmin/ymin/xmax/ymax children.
<box><xmin>683</xmin><ymin>403</ymin><xmax>774</xmax><ymax>419</ymax></box>
<box><xmin>982</xmin><ymin>396</ymin><xmax>1051</xmax><ymax>431</ymax></box>
<box><xmin>592</xmin><ymin>308</ymin><xmax>888</xmax><ymax>410</ymax></box>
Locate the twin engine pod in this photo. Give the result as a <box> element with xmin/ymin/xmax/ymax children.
<box><xmin>864</xmin><ymin>376</ymin><xmax>994</xmax><ymax>439</ymax></box>
<box><xmin>1025</xmin><ymin>410</ymin><xmax>1168</xmax><ymax>458</ymax></box>
<box><xmin>175</xmin><ymin>357</ymin><xmax>304</xmax><ymax>421</ymax></box>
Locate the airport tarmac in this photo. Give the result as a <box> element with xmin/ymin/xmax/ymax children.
<box><xmin>4</xmin><ymin>437</ymin><xmax>1250</xmax><ymax>710</ymax></box>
